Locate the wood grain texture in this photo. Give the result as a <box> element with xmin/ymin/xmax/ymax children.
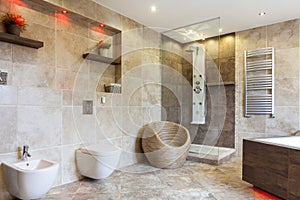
<box><xmin>243</xmin><ymin>139</ymin><xmax>300</xmax><ymax>200</ymax></box>
<box><xmin>288</xmin><ymin>149</ymin><xmax>300</xmax><ymax>200</ymax></box>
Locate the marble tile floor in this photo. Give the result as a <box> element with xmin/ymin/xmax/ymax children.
<box><xmin>40</xmin><ymin>157</ymin><xmax>275</xmax><ymax>200</ymax></box>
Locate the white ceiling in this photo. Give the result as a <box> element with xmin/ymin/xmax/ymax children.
<box><xmin>93</xmin><ymin>0</ymin><xmax>300</xmax><ymax>35</ymax></box>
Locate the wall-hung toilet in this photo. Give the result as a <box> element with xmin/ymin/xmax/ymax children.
<box><xmin>76</xmin><ymin>143</ymin><xmax>121</xmax><ymax>179</ymax></box>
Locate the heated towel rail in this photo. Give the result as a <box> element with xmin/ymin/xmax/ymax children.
<box><xmin>244</xmin><ymin>47</ymin><xmax>275</xmax><ymax>117</ymax></box>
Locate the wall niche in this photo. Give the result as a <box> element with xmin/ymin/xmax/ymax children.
<box><xmin>20</xmin><ymin>0</ymin><xmax>122</xmax><ymax>94</ymax></box>
<box><xmin>83</xmin><ymin>24</ymin><xmax>122</xmax><ymax>94</ymax></box>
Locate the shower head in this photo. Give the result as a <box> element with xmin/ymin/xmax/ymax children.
<box><xmin>186</xmin><ymin>46</ymin><xmax>199</xmax><ymax>54</ymax></box>
<box><xmin>185</xmin><ymin>49</ymin><xmax>194</xmax><ymax>53</ymax></box>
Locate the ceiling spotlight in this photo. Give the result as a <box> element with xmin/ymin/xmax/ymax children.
<box><xmin>99</xmin><ymin>23</ymin><xmax>105</xmax><ymax>28</ymax></box>
<box><xmin>61</xmin><ymin>9</ymin><xmax>68</xmax><ymax>14</ymax></box>
<box><xmin>219</xmin><ymin>28</ymin><xmax>223</xmax><ymax>33</ymax></box>
<box><xmin>258</xmin><ymin>12</ymin><xmax>266</xmax><ymax>16</ymax></box>
<box><xmin>200</xmin><ymin>33</ymin><xmax>205</xmax><ymax>40</ymax></box>
<box><xmin>150</xmin><ymin>5</ymin><xmax>157</xmax><ymax>12</ymax></box>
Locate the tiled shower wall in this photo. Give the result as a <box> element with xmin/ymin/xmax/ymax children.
<box><xmin>194</xmin><ymin>33</ymin><xmax>236</xmax><ymax>148</ymax></box>
<box><xmin>161</xmin><ymin>36</ymin><xmax>188</xmax><ymax>124</ymax></box>
<box><xmin>161</xmin><ymin>33</ymin><xmax>236</xmax><ymax>148</ymax></box>
<box><xmin>0</xmin><ymin>0</ymin><xmax>161</xmax><ymax>198</ymax></box>
<box><xmin>161</xmin><ymin>36</ymin><xmax>198</xmax><ymax>140</ymax></box>
<box><xmin>235</xmin><ymin>19</ymin><xmax>300</xmax><ymax>154</ymax></box>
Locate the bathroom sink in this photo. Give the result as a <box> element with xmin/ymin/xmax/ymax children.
<box><xmin>1</xmin><ymin>159</ymin><xmax>59</xmax><ymax>199</ymax></box>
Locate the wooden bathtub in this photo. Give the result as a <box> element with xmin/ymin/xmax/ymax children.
<box><xmin>243</xmin><ymin>136</ymin><xmax>300</xmax><ymax>200</ymax></box>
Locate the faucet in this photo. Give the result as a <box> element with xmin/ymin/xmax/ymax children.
<box><xmin>21</xmin><ymin>145</ymin><xmax>31</xmax><ymax>160</ymax></box>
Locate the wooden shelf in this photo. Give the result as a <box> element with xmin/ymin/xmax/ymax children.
<box><xmin>82</xmin><ymin>53</ymin><xmax>121</xmax><ymax>65</ymax></box>
<box><xmin>0</xmin><ymin>32</ymin><xmax>43</xmax><ymax>49</ymax></box>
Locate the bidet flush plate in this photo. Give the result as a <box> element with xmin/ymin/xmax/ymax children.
<box><xmin>83</xmin><ymin>100</ymin><xmax>93</xmax><ymax>115</ymax></box>
<box><xmin>0</xmin><ymin>71</ymin><xmax>8</xmax><ymax>85</ymax></box>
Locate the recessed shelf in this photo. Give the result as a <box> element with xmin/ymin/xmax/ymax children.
<box><xmin>206</xmin><ymin>81</ymin><xmax>235</xmax><ymax>87</ymax></box>
<box><xmin>0</xmin><ymin>32</ymin><xmax>43</xmax><ymax>49</ymax></box>
<box><xmin>82</xmin><ymin>53</ymin><xmax>121</xmax><ymax>65</ymax></box>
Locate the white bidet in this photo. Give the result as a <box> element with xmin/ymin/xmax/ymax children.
<box><xmin>1</xmin><ymin>159</ymin><xmax>59</xmax><ymax>199</ymax></box>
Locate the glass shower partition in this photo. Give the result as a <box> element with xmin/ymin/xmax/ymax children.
<box><xmin>161</xmin><ymin>17</ymin><xmax>235</xmax><ymax>165</ymax></box>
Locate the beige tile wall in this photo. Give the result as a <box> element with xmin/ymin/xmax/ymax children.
<box><xmin>235</xmin><ymin>19</ymin><xmax>300</xmax><ymax>155</ymax></box>
<box><xmin>0</xmin><ymin>0</ymin><xmax>161</xmax><ymax>197</ymax></box>
<box><xmin>1</xmin><ymin>0</ymin><xmax>299</xmax><ymax>197</ymax></box>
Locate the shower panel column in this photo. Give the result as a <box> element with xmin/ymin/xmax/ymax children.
<box><xmin>190</xmin><ymin>44</ymin><xmax>206</xmax><ymax>124</ymax></box>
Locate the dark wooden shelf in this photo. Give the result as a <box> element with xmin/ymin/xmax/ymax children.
<box><xmin>82</xmin><ymin>53</ymin><xmax>121</xmax><ymax>65</ymax></box>
<box><xmin>0</xmin><ymin>32</ymin><xmax>43</xmax><ymax>49</ymax></box>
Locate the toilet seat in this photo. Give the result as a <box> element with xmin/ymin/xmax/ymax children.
<box><xmin>79</xmin><ymin>143</ymin><xmax>120</xmax><ymax>156</ymax></box>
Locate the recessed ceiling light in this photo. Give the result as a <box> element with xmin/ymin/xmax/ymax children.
<box><xmin>61</xmin><ymin>9</ymin><xmax>68</xmax><ymax>14</ymax></box>
<box><xmin>199</xmin><ymin>33</ymin><xmax>205</xmax><ymax>40</ymax></box>
<box><xmin>150</xmin><ymin>5</ymin><xmax>157</xmax><ymax>12</ymax></box>
<box><xmin>258</xmin><ymin>12</ymin><xmax>266</xmax><ymax>16</ymax></box>
<box><xmin>99</xmin><ymin>23</ymin><xmax>105</xmax><ymax>28</ymax></box>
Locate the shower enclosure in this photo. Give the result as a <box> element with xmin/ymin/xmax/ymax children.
<box><xmin>161</xmin><ymin>18</ymin><xmax>235</xmax><ymax>164</ymax></box>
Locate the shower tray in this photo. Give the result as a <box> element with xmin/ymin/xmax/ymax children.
<box><xmin>187</xmin><ymin>144</ymin><xmax>236</xmax><ymax>165</ymax></box>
